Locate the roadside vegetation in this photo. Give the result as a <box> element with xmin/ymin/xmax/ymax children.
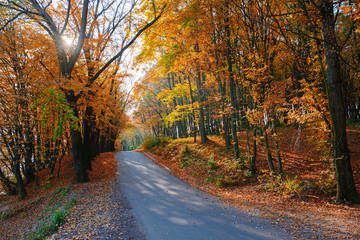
<box><xmin>0</xmin><ymin>153</ymin><xmax>117</xmax><ymax>239</ymax></box>
<box><xmin>132</xmin><ymin>0</ymin><xmax>360</xmax><ymax>204</ymax></box>
<box><xmin>140</xmin><ymin>126</ymin><xmax>360</xmax><ymax>237</ymax></box>
<box><xmin>143</xmin><ymin>126</ymin><xmax>360</xmax><ymax>202</ymax></box>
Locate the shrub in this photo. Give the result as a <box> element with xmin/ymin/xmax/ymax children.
<box><xmin>205</xmin><ymin>176</ymin><xmax>215</xmax><ymax>183</ymax></box>
<box><xmin>216</xmin><ymin>176</ymin><xmax>239</xmax><ymax>187</ymax></box>
<box><xmin>243</xmin><ymin>169</ymin><xmax>253</xmax><ymax>178</ymax></box>
<box><xmin>181</xmin><ymin>158</ymin><xmax>191</xmax><ymax>169</ymax></box>
<box><xmin>262</xmin><ymin>175</ymin><xmax>304</xmax><ymax>196</ymax></box>
<box><xmin>0</xmin><ymin>212</ymin><xmax>8</xmax><ymax>220</ymax></box>
<box><xmin>142</xmin><ymin>136</ymin><xmax>170</xmax><ymax>150</ymax></box>
<box><xmin>207</xmin><ymin>160</ymin><xmax>219</xmax><ymax>170</ymax></box>
<box><xmin>181</xmin><ymin>144</ymin><xmax>190</xmax><ymax>154</ymax></box>
<box><xmin>279</xmin><ymin>175</ymin><xmax>303</xmax><ymax>195</ymax></box>
<box><xmin>142</xmin><ymin>136</ymin><xmax>158</xmax><ymax>150</ymax></box>
<box><xmin>317</xmin><ymin>170</ymin><xmax>336</xmax><ymax>194</ymax></box>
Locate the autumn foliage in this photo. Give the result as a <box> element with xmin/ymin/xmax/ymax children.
<box><xmin>133</xmin><ymin>0</ymin><xmax>360</xmax><ymax>203</ymax></box>
<box><xmin>0</xmin><ymin>0</ymin><xmax>166</xmax><ymax>198</ymax></box>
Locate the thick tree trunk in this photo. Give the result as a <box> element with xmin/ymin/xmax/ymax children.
<box><xmin>93</xmin><ymin>130</ymin><xmax>100</xmax><ymax>156</ymax></box>
<box><xmin>70</xmin><ymin>108</ymin><xmax>89</xmax><ymax>183</ymax></box>
<box><xmin>320</xmin><ymin>0</ymin><xmax>359</xmax><ymax>203</ymax></box>
<box><xmin>99</xmin><ymin>134</ymin><xmax>106</xmax><ymax>153</ymax></box>
<box><xmin>187</xmin><ymin>76</ymin><xmax>197</xmax><ymax>143</ymax></box>
<box><xmin>205</xmin><ymin>106</ymin><xmax>211</xmax><ymax>134</ymax></box>
<box><xmin>83</xmin><ymin>106</ymin><xmax>94</xmax><ymax>170</ymax></box>
<box><xmin>13</xmin><ymin>162</ymin><xmax>27</xmax><ymax>199</ymax></box>
<box><xmin>223</xmin><ymin>116</ymin><xmax>231</xmax><ymax>149</ymax></box>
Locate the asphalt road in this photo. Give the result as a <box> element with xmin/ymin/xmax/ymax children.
<box><xmin>116</xmin><ymin>151</ymin><xmax>302</xmax><ymax>240</ymax></box>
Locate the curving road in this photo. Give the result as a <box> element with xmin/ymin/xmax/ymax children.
<box><xmin>116</xmin><ymin>151</ymin><xmax>308</xmax><ymax>240</ymax></box>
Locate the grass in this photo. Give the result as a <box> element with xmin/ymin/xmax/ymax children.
<box><xmin>0</xmin><ymin>207</ymin><xmax>16</xmax><ymax>220</ymax></box>
<box><xmin>28</xmin><ymin>186</ymin><xmax>76</xmax><ymax>240</ymax></box>
<box><xmin>260</xmin><ymin>175</ymin><xmax>304</xmax><ymax>196</ymax></box>
<box><xmin>0</xmin><ymin>212</ymin><xmax>8</xmax><ymax>220</ymax></box>
<box><xmin>216</xmin><ymin>175</ymin><xmax>239</xmax><ymax>188</ymax></box>
<box><xmin>207</xmin><ymin>158</ymin><xmax>219</xmax><ymax>170</ymax></box>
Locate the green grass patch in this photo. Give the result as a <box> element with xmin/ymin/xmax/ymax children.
<box><xmin>0</xmin><ymin>212</ymin><xmax>9</xmax><ymax>220</ymax></box>
<box><xmin>28</xmin><ymin>186</ymin><xmax>76</xmax><ymax>240</ymax></box>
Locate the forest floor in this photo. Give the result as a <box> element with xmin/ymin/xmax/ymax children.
<box><xmin>1</xmin><ymin>126</ymin><xmax>359</xmax><ymax>239</ymax></box>
<box><xmin>0</xmin><ymin>152</ymin><xmax>144</xmax><ymax>240</ymax></box>
<box><xmin>145</xmin><ymin>125</ymin><xmax>360</xmax><ymax>239</ymax></box>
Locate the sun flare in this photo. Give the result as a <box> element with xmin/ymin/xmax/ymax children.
<box><xmin>62</xmin><ymin>36</ymin><xmax>74</xmax><ymax>46</ymax></box>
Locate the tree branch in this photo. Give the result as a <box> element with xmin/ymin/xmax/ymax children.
<box><xmin>89</xmin><ymin>4</ymin><xmax>167</xmax><ymax>85</ymax></box>
<box><xmin>60</xmin><ymin>0</ymin><xmax>71</xmax><ymax>35</ymax></box>
<box><xmin>0</xmin><ymin>12</ymin><xmax>23</xmax><ymax>32</ymax></box>
<box><xmin>68</xmin><ymin>0</ymin><xmax>90</xmax><ymax>73</ymax></box>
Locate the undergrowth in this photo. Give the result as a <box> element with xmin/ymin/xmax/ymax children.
<box><xmin>261</xmin><ymin>175</ymin><xmax>304</xmax><ymax>196</ymax></box>
<box><xmin>28</xmin><ymin>185</ymin><xmax>76</xmax><ymax>240</ymax></box>
<box><xmin>149</xmin><ymin>135</ymin><xmax>340</xmax><ymax>199</ymax></box>
<box><xmin>142</xmin><ymin>136</ymin><xmax>170</xmax><ymax>150</ymax></box>
<box><xmin>151</xmin><ymin>137</ymin><xmax>247</xmax><ymax>188</ymax></box>
<box><xmin>0</xmin><ymin>207</ymin><xmax>15</xmax><ymax>220</ymax></box>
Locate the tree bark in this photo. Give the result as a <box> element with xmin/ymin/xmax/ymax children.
<box><xmin>13</xmin><ymin>162</ymin><xmax>27</xmax><ymax>199</ymax></box>
<box><xmin>227</xmin><ymin>36</ymin><xmax>240</xmax><ymax>158</ymax></box>
<box><xmin>250</xmin><ymin>128</ymin><xmax>257</xmax><ymax>175</ymax></box>
<box><xmin>272</xmin><ymin>124</ymin><xmax>282</xmax><ymax>175</ymax></box>
<box><xmin>70</xmin><ymin>107</ymin><xmax>89</xmax><ymax>183</ymax></box>
<box><xmin>261</xmin><ymin>127</ymin><xmax>275</xmax><ymax>174</ymax></box>
<box><xmin>24</xmin><ymin>125</ymin><xmax>35</xmax><ymax>183</ymax></box>
<box><xmin>319</xmin><ymin>0</ymin><xmax>359</xmax><ymax>203</ymax></box>
<box><xmin>194</xmin><ymin>50</ymin><xmax>208</xmax><ymax>144</ymax></box>
<box><xmin>83</xmin><ymin>106</ymin><xmax>95</xmax><ymax>170</ymax></box>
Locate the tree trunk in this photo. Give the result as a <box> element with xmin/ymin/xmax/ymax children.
<box><xmin>83</xmin><ymin>106</ymin><xmax>94</xmax><ymax>170</ymax></box>
<box><xmin>272</xmin><ymin>124</ymin><xmax>282</xmax><ymax>175</ymax></box>
<box><xmin>13</xmin><ymin>162</ymin><xmax>27</xmax><ymax>199</ymax></box>
<box><xmin>250</xmin><ymin>128</ymin><xmax>257</xmax><ymax>175</ymax></box>
<box><xmin>24</xmin><ymin>127</ymin><xmax>34</xmax><ymax>184</ymax></box>
<box><xmin>319</xmin><ymin>0</ymin><xmax>359</xmax><ymax>203</ymax></box>
<box><xmin>225</xmin><ymin>6</ymin><xmax>240</xmax><ymax>158</ymax></box>
<box><xmin>70</xmin><ymin>107</ymin><xmax>89</xmax><ymax>183</ymax></box>
<box><xmin>195</xmin><ymin>62</ymin><xmax>207</xmax><ymax>144</ymax></box>
<box><xmin>261</xmin><ymin>127</ymin><xmax>275</xmax><ymax>174</ymax></box>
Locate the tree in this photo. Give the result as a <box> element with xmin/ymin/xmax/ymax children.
<box><xmin>1</xmin><ymin>0</ymin><xmax>166</xmax><ymax>183</ymax></box>
<box><xmin>317</xmin><ymin>0</ymin><xmax>359</xmax><ymax>203</ymax></box>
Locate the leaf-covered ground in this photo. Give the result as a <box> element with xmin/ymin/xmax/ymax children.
<box><xmin>0</xmin><ymin>153</ymin><xmax>145</xmax><ymax>240</ymax></box>
<box><xmin>146</xmin><ymin>126</ymin><xmax>360</xmax><ymax>239</ymax></box>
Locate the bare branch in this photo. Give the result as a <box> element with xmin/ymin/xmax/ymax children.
<box><xmin>60</xmin><ymin>0</ymin><xmax>71</xmax><ymax>35</ymax></box>
<box><xmin>152</xmin><ymin>0</ymin><xmax>157</xmax><ymax>17</ymax></box>
<box><xmin>89</xmin><ymin>4</ymin><xmax>167</xmax><ymax>84</ymax></box>
<box><xmin>68</xmin><ymin>0</ymin><xmax>90</xmax><ymax>73</ymax></box>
